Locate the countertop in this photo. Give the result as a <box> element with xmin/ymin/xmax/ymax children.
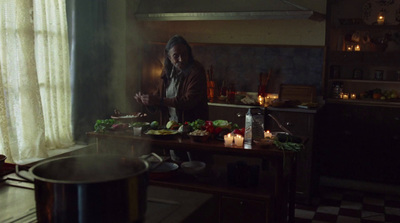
<box><xmin>0</xmin><ymin>170</ymin><xmax>214</xmax><ymax>223</ymax></box>
<box><xmin>209</xmin><ymin>101</ymin><xmax>322</xmax><ymax>113</ymax></box>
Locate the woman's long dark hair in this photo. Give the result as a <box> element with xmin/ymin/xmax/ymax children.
<box><xmin>163</xmin><ymin>35</ymin><xmax>194</xmax><ymax>73</ymax></box>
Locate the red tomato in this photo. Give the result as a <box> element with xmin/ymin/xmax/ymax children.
<box><xmin>214</xmin><ymin>127</ymin><xmax>223</xmax><ymax>135</ymax></box>
<box><xmin>205</xmin><ymin>120</ymin><xmax>213</xmax><ymax>126</ymax></box>
<box><xmin>205</xmin><ymin>125</ymin><xmax>214</xmax><ymax>134</ymax></box>
<box><xmin>232</xmin><ymin>129</ymin><xmax>243</xmax><ymax>136</ymax></box>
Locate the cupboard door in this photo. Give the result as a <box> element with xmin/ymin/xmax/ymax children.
<box><xmin>220</xmin><ymin>196</ymin><xmax>266</xmax><ymax>223</ymax></box>
<box><xmin>265</xmin><ymin>111</ymin><xmax>313</xmax><ymax>135</ymax></box>
<box><xmin>320</xmin><ymin>104</ymin><xmax>400</xmax><ymax>184</ymax></box>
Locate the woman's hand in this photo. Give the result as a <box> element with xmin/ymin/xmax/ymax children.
<box><xmin>135</xmin><ymin>92</ymin><xmax>160</xmax><ymax>106</ymax></box>
<box><xmin>134</xmin><ymin>92</ymin><xmax>144</xmax><ymax>104</ymax></box>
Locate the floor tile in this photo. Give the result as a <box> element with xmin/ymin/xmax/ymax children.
<box><xmin>336</xmin><ymin>215</ymin><xmax>361</xmax><ymax>223</ymax></box>
<box><xmin>319</xmin><ymin>198</ymin><xmax>342</xmax><ymax>207</ymax></box>
<box><xmin>294</xmin><ymin>186</ymin><xmax>395</xmax><ymax>223</ymax></box>
<box><xmin>295</xmin><ymin>209</ymin><xmax>315</xmax><ymax>219</ymax></box>
<box><xmin>386</xmin><ymin>199</ymin><xmax>400</xmax><ymax>208</ymax></box>
<box><xmin>294</xmin><ymin>218</ymin><xmax>313</xmax><ymax>223</ymax></box>
<box><xmin>313</xmin><ymin>212</ymin><xmax>337</xmax><ymax>222</ymax></box>
<box><xmin>363</xmin><ymin>204</ymin><xmax>385</xmax><ymax>213</ymax></box>
<box><xmin>339</xmin><ymin>208</ymin><xmax>362</xmax><ymax>217</ymax></box>
<box><xmin>316</xmin><ymin>206</ymin><xmax>340</xmax><ymax>215</ymax></box>
<box><xmin>363</xmin><ymin>196</ymin><xmax>384</xmax><ymax>206</ymax></box>
<box><xmin>385</xmin><ymin>214</ymin><xmax>400</xmax><ymax>222</ymax></box>
<box><xmin>340</xmin><ymin>200</ymin><xmax>363</xmax><ymax>210</ymax></box>
<box><xmin>361</xmin><ymin>211</ymin><xmax>383</xmax><ymax>219</ymax></box>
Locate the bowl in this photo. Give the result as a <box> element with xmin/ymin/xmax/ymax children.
<box><xmin>180</xmin><ymin>161</ymin><xmax>206</xmax><ymax>175</ymax></box>
<box><xmin>149</xmin><ymin>162</ymin><xmax>179</xmax><ymax>180</ymax></box>
<box><xmin>189</xmin><ymin>134</ymin><xmax>209</xmax><ymax>143</ymax></box>
<box><xmin>111</xmin><ymin>112</ymin><xmax>147</xmax><ymax>123</ymax></box>
<box><xmin>0</xmin><ymin>154</ymin><xmax>6</xmax><ymax>170</ymax></box>
<box><xmin>145</xmin><ymin>129</ymin><xmax>179</xmax><ymax>140</ymax></box>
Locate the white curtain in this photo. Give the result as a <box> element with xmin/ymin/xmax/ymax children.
<box><xmin>0</xmin><ymin>0</ymin><xmax>73</xmax><ymax>163</ymax></box>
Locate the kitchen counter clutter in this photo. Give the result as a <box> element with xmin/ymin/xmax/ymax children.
<box><xmin>87</xmin><ymin>131</ymin><xmax>298</xmax><ymax>223</ymax></box>
<box><xmin>208</xmin><ymin>86</ymin><xmax>322</xmax><ymax>204</ymax></box>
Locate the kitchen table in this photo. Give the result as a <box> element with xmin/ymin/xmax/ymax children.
<box><xmin>86</xmin><ymin>131</ymin><xmax>297</xmax><ymax>223</ymax></box>
<box><xmin>0</xmin><ymin>170</ymin><xmax>214</xmax><ymax>223</ymax></box>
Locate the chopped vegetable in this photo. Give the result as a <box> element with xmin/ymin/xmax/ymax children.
<box><xmin>188</xmin><ymin>119</ymin><xmax>206</xmax><ymax>130</ymax></box>
<box><xmin>273</xmin><ymin>138</ymin><xmax>303</xmax><ymax>152</ymax></box>
<box><xmin>145</xmin><ymin>129</ymin><xmax>178</xmax><ymax>135</ymax></box>
<box><xmin>188</xmin><ymin>129</ymin><xmax>209</xmax><ymax>136</ymax></box>
<box><xmin>212</xmin><ymin>120</ymin><xmax>230</xmax><ymax>129</ymax></box>
<box><xmin>94</xmin><ymin>119</ymin><xmax>116</xmax><ymax>133</ymax></box>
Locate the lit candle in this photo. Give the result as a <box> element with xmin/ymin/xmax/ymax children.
<box><xmin>377</xmin><ymin>11</ymin><xmax>385</xmax><ymax>25</ymax></box>
<box><xmin>354</xmin><ymin>45</ymin><xmax>360</xmax><ymax>51</ymax></box>
<box><xmin>234</xmin><ymin>135</ymin><xmax>244</xmax><ymax>147</ymax></box>
<box><xmin>264</xmin><ymin>96</ymin><xmax>270</xmax><ymax>106</ymax></box>
<box><xmin>264</xmin><ymin>130</ymin><xmax>272</xmax><ymax>138</ymax></box>
<box><xmin>346</xmin><ymin>45</ymin><xmax>353</xmax><ymax>51</ymax></box>
<box><xmin>224</xmin><ymin>133</ymin><xmax>233</xmax><ymax>146</ymax></box>
<box><xmin>258</xmin><ymin>95</ymin><xmax>264</xmax><ymax>106</ymax></box>
<box><xmin>350</xmin><ymin>93</ymin><xmax>356</xmax><ymax>99</ymax></box>
<box><xmin>343</xmin><ymin>93</ymin><xmax>349</xmax><ymax>100</ymax></box>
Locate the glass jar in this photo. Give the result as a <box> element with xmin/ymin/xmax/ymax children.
<box><xmin>332</xmin><ymin>82</ymin><xmax>343</xmax><ymax>99</ymax></box>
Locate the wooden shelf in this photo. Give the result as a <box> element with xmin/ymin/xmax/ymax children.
<box><xmin>325</xmin><ymin>0</ymin><xmax>400</xmax><ymax>102</ymax></box>
<box><xmin>325</xmin><ymin>98</ymin><xmax>400</xmax><ymax>108</ymax></box>
<box><xmin>149</xmin><ymin>171</ymin><xmax>274</xmax><ymax>200</ymax></box>
<box><xmin>328</xmin><ymin>79</ymin><xmax>400</xmax><ymax>84</ymax></box>
<box><xmin>332</xmin><ymin>24</ymin><xmax>400</xmax><ymax>30</ymax></box>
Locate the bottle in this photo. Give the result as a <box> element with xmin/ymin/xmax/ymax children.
<box><xmin>227</xmin><ymin>83</ymin><xmax>236</xmax><ymax>103</ymax></box>
<box><xmin>244</xmin><ymin>108</ymin><xmax>253</xmax><ymax>145</ymax></box>
<box><xmin>252</xmin><ymin>109</ymin><xmax>265</xmax><ymax>141</ymax></box>
<box><xmin>220</xmin><ymin>81</ymin><xmax>227</xmax><ymax>96</ymax></box>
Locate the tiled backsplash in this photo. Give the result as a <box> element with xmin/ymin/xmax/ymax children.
<box><xmin>141</xmin><ymin>43</ymin><xmax>324</xmax><ymax>95</ymax></box>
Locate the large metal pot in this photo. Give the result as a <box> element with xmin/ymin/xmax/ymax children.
<box><xmin>17</xmin><ymin>153</ymin><xmax>160</xmax><ymax>223</ymax></box>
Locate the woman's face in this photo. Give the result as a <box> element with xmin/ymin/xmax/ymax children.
<box><xmin>168</xmin><ymin>43</ymin><xmax>189</xmax><ymax>71</ymax></box>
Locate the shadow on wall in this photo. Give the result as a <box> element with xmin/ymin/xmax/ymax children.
<box><xmin>68</xmin><ymin>0</ymin><xmax>116</xmax><ymax>144</ymax></box>
<box><xmin>141</xmin><ymin>43</ymin><xmax>324</xmax><ymax>96</ymax></box>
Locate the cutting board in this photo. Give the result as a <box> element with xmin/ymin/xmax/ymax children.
<box><xmin>279</xmin><ymin>84</ymin><xmax>316</xmax><ymax>103</ymax></box>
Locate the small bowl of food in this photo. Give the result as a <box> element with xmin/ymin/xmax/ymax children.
<box><xmin>188</xmin><ymin>130</ymin><xmax>209</xmax><ymax>142</ymax></box>
<box><xmin>111</xmin><ymin>112</ymin><xmax>147</xmax><ymax>123</ymax></box>
<box><xmin>180</xmin><ymin>161</ymin><xmax>206</xmax><ymax>175</ymax></box>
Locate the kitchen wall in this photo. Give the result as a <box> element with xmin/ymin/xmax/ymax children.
<box><xmin>142</xmin><ymin>43</ymin><xmax>324</xmax><ymax>95</ymax></box>
<box><xmin>123</xmin><ymin>0</ymin><xmax>327</xmax><ymax>111</ymax></box>
<box><xmin>69</xmin><ymin>0</ymin><xmax>327</xmax><ymax>142</ymax></box>
<box><xmin>105</xmin><ymin>0</ymin><xmax>327</xmax><ymax>108</ymax></box>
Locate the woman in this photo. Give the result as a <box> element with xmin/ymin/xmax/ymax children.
<box><xmin>135</xmin><ymin>35</ymin><xmax>208</xmax><ymax>125</ymax></box>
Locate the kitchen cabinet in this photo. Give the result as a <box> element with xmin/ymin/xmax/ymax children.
<box><xmin>209</xmin><ymin>102</ymin><xmax>319</xmax><ymax>204</ymax></box>
<box><xmin>87</xmin><ymin>131</ymin><xmax>297</xmax><ymax>223</ymax></box>
<box><xmin>319</xmin><ymin>103</ymin><xmax>400</xmax><ymax>184</ymax></box>
<box><xmin>325</xmin><ymin>0</ymin><xmax>400</xmax><ymax>105</ymax></box>
<box><xmin>264</xmin><ymin>107</ymin><xmax>320</xmax><ymax>204</ymax></box>
<box><xmin>321</xmin><ymin>0</ymin><xmax>400</xmax><ymax>185</ymax></box>
<box><xmin>220</xmin><ymin>196</ymin><xmax>267</xmax><ymax>223</ymax></box>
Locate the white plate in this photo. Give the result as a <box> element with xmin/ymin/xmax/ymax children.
<box><xmin>362</xmin><ymin>0</ymin><xmax>400</xmax><ymax>25</ymax></box>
